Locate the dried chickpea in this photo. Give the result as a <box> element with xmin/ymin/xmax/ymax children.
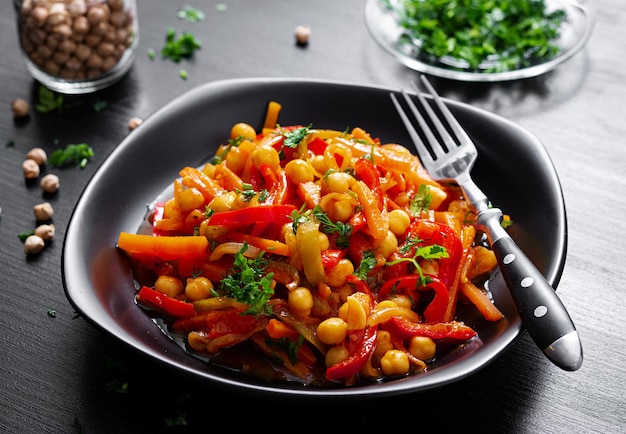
<box><xmin>408</xmin><ymin>336</ymin><xmax>436</xmax><ymax>361</ymax></box>
<box><xmin>24</xmin><ymin>234</ymin><xmax>45</xmax><ymax>255</ymax></box>
<box><xmin>34</xmin><ymin>223</ymin><xmax>55</xmax><ymax>241</ymax></box>
<box><xmin>154</xmin><ymin>275</ymin><xmax>184</xmax><ymax>298</ymax></box>
<box><xmin>380</xmin><ymin>349</ymin><xmax>410</xmax><ymax>376</ymax></box>
<box><xmin>294</xmin><ymin>24</ymin><xmax>311</xmax><ymax>46</ymax></box>
<box><xmin>128</xmin><ymin>117</ymin><xmax>142</xmax><ymax>131</ymax></box>
<box><xmin>288</xmin><ymin>286</ymin><xmax>314</xmax><ymax>317</ymax></box>
<box><xmin>26</xmin><ymin>147</ymin><xmax>47</xmax><ymax>165</ymax></box>
<box><xmin>230</xmin><ymin>122</ymin><xmax>256</xmax><ymax>141</ymax></box>
<box><xmin>316</xmin><ymin>317</ymin><xmax>348</xmax><ymax>345</ymax></box>
<box><xmin>23</xmin><ymin>159</ymin><xmax>40</xmax><ymax>179</ymax></box>
<box><xmin>33</xmin><ymin>202</ymin><xmax>53</xmax><ymax>221</ymax></box>
<box><xmin>325</xmin><ymin>345</ymin><xmax>349</xmax><ymax>368</ymax></box>
<box><xmin>388</xmin><ymin>209</ymin><xmax>411</xmax><ymax>236</ymax></box>
<box><xmin>185</xmin><ymin>277</ymin><xmax>213</xmax><ymax>301</ymax></box>
<box><xmin>12</xmin><ymin>98</ymin><xmax>30</xmax><ymax>118</ymax></box>
<box><xmin>284</xmin><ymin>159</ymin><xmax>314</xmax><ymax>184</ymax></box>
<box><xmin>40</xmin><ymin>173</ymin><xmax>60</xmax><ymax>193</ymax></box>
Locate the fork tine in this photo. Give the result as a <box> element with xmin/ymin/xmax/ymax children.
<box><xmin>416</xmin><ymin>75</ymin><xmax>473</xmax><ymax>147</ymax></box>
<box><xmin>389</xmin><ymin>92</ymin><xmax>435</xmax><ymax>166</ymax></box>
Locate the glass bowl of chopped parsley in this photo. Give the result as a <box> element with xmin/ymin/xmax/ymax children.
<box><xmin>365</xmin><ymin>0</ymin><xmax>595</xmax><ymax>81</ymax></box>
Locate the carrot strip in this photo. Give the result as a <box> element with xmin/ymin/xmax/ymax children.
<box><xmin>117</xmin><ymin>232</ymin><xmax>209</xmax><ymax>260</ymax></box>
<box><xmin>266</xmin><ymin>318</ymin><xmax>300</xmax><ymax>340</ymax></box>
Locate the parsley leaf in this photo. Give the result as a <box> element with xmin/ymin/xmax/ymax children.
<box><xmin>49</xmin><ymin>143</ymin><xmax>94</xmax><ymax>169</ymax></box>
<box><xmin>219</xmin><ymin>243</ymin><xmax>274</xmax><ymax>315</ymax></box>
<box><xmin>312</xmin><ymin>205</ymin><xmax>353</xmax><ymax>248</ymax></box>
<box><xmin>35</xmin><ymin>85</ymin><xmax>64</xmax><ymax>113</ymax></box>
<box><xmin>177</xmin><ymin>6</ymin><xmax>205</xmax><ymax>23</ymax></box>
<box><xmin>354</xmin><ymin>250</ymin><xmax>377</xmax><ymax>280</ymax></box>
<box><xmin>161</xmin><ymin>27</ymin><xmax>202</xmax><ymax>62</ymax></box>
<box><xmin>281</xmin><ymin>124</ymin><xmax>311</xmax><ymax>149</ymax></box>
<box><xmin>387</xmin><ymin>238</ymin><xmax>449</xmax><ymax>286</ymax></box>
<box><xmin>409</xmin><ymin>184</ymin><xmax>432</xmax><ymax>216</ymax></box>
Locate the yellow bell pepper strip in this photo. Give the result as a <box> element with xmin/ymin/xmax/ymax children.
<box><xmin>351</xmin><ymin>180</ymin><xmax>389</xmax><ymax>240</ymax></box>
<box><xmin>385</xmin><ymin>316</ymin><xmax>477</xmax><ymax>343</ymax></box>
<box><xmin>117</xmin><ymin>232</ymin><xmax>209</xmax><ymax>260</ymax></box>
<box><xmin>207</xmin><ymin>204</ymin><xmax>296</xmax><ymax>228</ymax></box>
<box><xmin>136</xmin><ymin>286</ymin><xmax>196</xmax><ymax>318</ymax></box>
<box><xmin>296</xmin><ymin>219</ymin><xmax>325</xmax><ymax>285</ymax></box>
<box><xmin>263</xmin><ymin>101</ymin><xmax>282</xmax><ymax>131</ymax></box>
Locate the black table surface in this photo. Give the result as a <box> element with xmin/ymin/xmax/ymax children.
<box><xmin>1</xmin><ymin>1</ymin><xmax>624</xmax><ymax>432</ymax></box>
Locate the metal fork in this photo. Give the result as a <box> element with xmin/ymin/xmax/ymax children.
<box><xmin>390</xmin><ymin>75</ymin><xmax>582</xmax><ymax>371</ymax></box>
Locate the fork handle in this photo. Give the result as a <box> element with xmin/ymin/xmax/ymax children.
<box><xmin>478</xmin><ymin>208</ymin><xmax>583</xmax><ymax>371</ymax></box>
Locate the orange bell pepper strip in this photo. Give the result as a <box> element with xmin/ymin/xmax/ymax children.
<box><xmin>179</xmin><ymin>166</ymin><xmax>225</xmax><ymax>202</ymax></box>
<box><xmin>117</xmin><ymin>232</ymin><xmax>209</xmax><ymax>260</ymax></box>
<box><xmin>225</xmin><ymin>232</ymin><xmax>290</xmax><ymax>257</ymax></box>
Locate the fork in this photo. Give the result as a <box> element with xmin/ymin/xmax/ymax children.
<box><xmin>390</xmin><ymin>75</ymin><xmax>583</xmax><ymax>371</ymax></box>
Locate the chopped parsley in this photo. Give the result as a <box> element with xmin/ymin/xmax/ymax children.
<box><xmin>161</xmin><ymin>27</ymin><xmax>202</xmax><ymax>62</ymax></box>
<box><xmin>49</xmin><ymin>143</ymin><xmax>94</xmax><ymax>169</ymax></box>
<box><xmin>388</xmin><ymin>237</ymin><xmax>449</xmax><ymax>286</ymax></box>
<box><xmin>18</xmin><ymin>230</ymin><xmax>35</xmax><ymax>242</ymax></box>
<box><xmin>409</xmin><ymin>184</ymin><xmax>432</xmax><ymax>216</ymax></box>
<box><xmin>354</xmin><ymin>250</ymin><xmax>377</xmax><ymax>280</ymax></box>
<box><xmin>219</xmin><ymin>243</ymin><xmax>274</xmax><ymax>315</ymax></box>
<box><xmin>35</xmin><ymin>85</ymin><xmax>64</xmax><ymax>113</ymax></box>
<box><xmin>177</xmin><ymin>6</ymin><xmax>205</xmax><ymax>23</ymax></box>
<box><xmin>312</xmin><ymin>205</ymin><xmax>353</xmax><ymax>248</ymax></box>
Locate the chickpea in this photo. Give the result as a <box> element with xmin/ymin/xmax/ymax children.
<box><xmin>409</xmin><ymin>336</ymin><xmax>436</xmax><ymax>361</ymax></box>
<box><xmin>325</xmin><ymin>258</ymin><xmax>354</xmax><ymax>287</ymax></box>
<box><xmin>325</xmin><ymin>345</ymin><xmax>349</xmax><ymax>368</ymax></box>
<box><xmin>250</xmin><ymin>145</ymin><xmax>280</xmax><ymax>172</ymax></box>
<box><xmin>40</xmin><ymin>173</ymin><xmax>60</xmax><ymax>194</ymax></box>
<box><xmin>288</xmin><ymin>286</ymin><xmax>314</xmax><ymax>317</ymax></box>
<box><xmin>285</xmin><ymin>159</ymin><xmax>314</xmax><ymax>184</ymax></box>
<box><xmin>177</xmin><ymin>188</ymin><xmax>205</xmax><ymax>212</ymax></box>
<box><xmin>322</xmin><ymin>171</ymin><xmax>353</xmax><ymax>194</ymax></box>
<box><xmin>11</xmin><ymin>98</ymin><xmax>30</xmax><ymax>118</ymax></box>
<box><xmin>230</xmin><ymin>123</ymin><xmax>257</xmax><ymax>141</ymax></box>
<box><xmin>185</xmin><ymin>277</ymin><xmax>214</xmax><ymax>301</ymax></box>
<box><xmin>154</xmin><ymin>275</ymin><xmax>184</xmax><ymax>298</ymax></box>
<box><xmin>23</xmin><ymin>159</ymin><xmax>40</xmax><ymax>179</ymax></box>
<box><xmin>317</xmin><ymin>232</ymin><xmax>330</xmax><ymax>251</ymax></box>
<box><xmin>380</xmin><ymin>349</ymin><xmax>410</xmax><ymax>376</ymax></box>
<box><xmin>33</xmin><ymin>202</ymin><xmax>54</xmax><ymax>221</ymax></box>
<box><xmin>316</xmin><ymin>317</ymin><xmax>348</xmax><ymax>345</ymax></box>
<box><xmin>327</xmin><ymin>198</ymin><xmax>354</xmax><ymax>222</ymax></box>
<box><xmin>388</xmin><ymin>209</ymin><xmax>411</xmax><ymax>236</ymax></box>
<box><xmin>208</xmin><ymin>191</ymin><xmax>237</xmax><ymax>212</ymax></box>
<box><xmin>372</xmin><ymin>230</ymin><xmax>398</xmax><ymax>259</ymax></box>
<box><xmin>24</xmin><ymin>234</ymin><xmax>45</xmax><ymax>255</ymax></box>
<box><xmin>34</xmin><ymin>223</ymin><xmax>55</xmax><ymax>241</ymax></box>
<box><xmin>128</xmin><ymin>117</ymin><xmax>142</xmax><ymax>131</ymax></box>
<box><xmin>294</xmin><ymin>24</ymin><xmax>311</xmax><ymax>46</ymax></box>
<box><xmin>374</xmin><ymin>330</ymin><xmax>394</xmax><ymax>358</ymax></box>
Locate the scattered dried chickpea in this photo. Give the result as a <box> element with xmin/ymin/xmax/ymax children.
<box><xmin>294</xmin><ymin>24</ymin><xmax>311</xmax><ymax>46</ymax></box>
<box><xmin>33</xmin><ymin>202</ymin><xmax>54</xmax><ymax>221</ymax></box>
<box><xmin>40</xmin><ymin>174</ymin><xmax>60</xmax><ymax>194</ymax></box>
<box><xmin>128</xmin><ymin>117</ymin><xmax>142</xmax><ymax>131</ymax></box>
<box><xmin>12</xmin><ymin>98</ymin><xmax>30</xmax><ymax>118</ymax></box>
<box><xmin>34</xmin><ymin>223</ymin><xmax>55</xmax><ymax>241</ymax></box>
<box><xmin>24</xmin><ymin>234</ymin><xmax>45</xmax><ymax>255</ymax></box>
<box><xmin>22</xmin><ymin>159</ymin><xmax>40</xmax><ymax>179</ymax></box>
<box><xmin>26</xmin><ymin>147</ymin><xmax>47</xmax><ymax>165</ymax></box>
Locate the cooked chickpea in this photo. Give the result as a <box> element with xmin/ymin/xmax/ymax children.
<box><xmin>317</xmin><ymin>232</ymin><xmax>330</xmax><ymax>251</ymax></box>
<box><xmin>178</xmin><ymin>188</ymin><xmax>205</xmax><ymax>212</ymax></box>
<box><xmin>374</xmin><ymin>330</ymin><xmax>394</xmax><ymax>358</ymax></box>
<box><xmin>209</xmin><ymin>191</ymin><xmax>237</xmax><ymax>212</ymax></box>
<box><xmin>328</xmin><ymin>198</ymin><xmax>354</xmax><ymax>222</ymax></box>
<box><xmin>408</xmin><ymin>336</ymin><xmax>436</xmax><ymax>361</ymax></box>
<box><xmin>26</xmin><ymin>147</ymin><xmax>47</xmax><ymax>165</ymax></box>
<box><xmin>285</xmin><ymin>159</ymin><xmax>314</xmax><ymax>184</ymax></box>
<box><xmin>224</xmin><ymin>145</ymin><xmax>250</xmax><ymax>174</ymax></box>
<box><xmin>40</xmin><ymin>173</ymin><xmax>60</xmax><ymax>193</ymax></box>
<box><xmin>323</xmin><ymin>171</ymin><xmax>353</xmax><ymax>193</ymax></box>
<box><xmin>34</xmin><ymin>224</ymin><xmax>55</xmax><ymax>241</ymax></box>
<box><xmin>325</xmin><ymin>345</ymin><xmax>349</xmax><ymax>368</ymax></box>
<box><xmin>24</xmin><ymin>234</ymin><xmax>45</xmax><ymax>255</ymax></box>
<box><xmin>23</xmin><ymin>159</ymin><xmax>40</xmax><ymax>179</ymax></box>
<box><xmin>12</xmin><ymin>98</ymin><xmax>30</xmax><ymax>118</ymax></box>
<box><xmin>154</xmin><ymin>275</ymin><xmax>184</xmax><ymax>298</ymax></box>
<box><xmin>185</xmin><ymin>277</ymin><xmax>214</xmax><ymax>301</ymax></box>
<box><xmin>372</xmin><ymin>230</ymin><xmax>398</xmax><ymax>259</ymax></box>
<box><xmin>33</xmin><ymin>202</ymin><xmax>53</xmax><ymax>221</ymax></box>
<box><xmin>288</xmin><ymin>286</ymin><xmax>314</xmax><ymax>317</ymax></box>
<box><xmin>250</xmin><ymin>145</ymin><xmax>280</xmax><ymax>172</ymax></box>
<box><xmin>388</xmin><ymin>209</ymin><xmax>411</xmax><ymax>236</ymax></box>
<box><xmin>325</xmin><ymin>258</ymin><xmax>354</xmax><ymax>287</ymax></box>
<box><xmin>230</xmin><ymin>122</ymin><xmax>257</xmax><ymax>141</ymax></box>
<box><xmin>317</xmin><ymin>317</ymin><xmax>348</xmax><ymax>345</ymax></box>
<box><xmin>380</xmin><ymin>349</ymin><xmax>410</xmax><ymax>376</ymax></box>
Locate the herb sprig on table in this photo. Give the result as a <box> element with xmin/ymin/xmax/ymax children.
<box><xmin>383</xmin><ymin>0</ymin><xmax>567</xmax><ymax>72</ymax></box>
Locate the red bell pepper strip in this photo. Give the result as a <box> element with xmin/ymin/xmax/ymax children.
<box><xmin>378</xmin><ymin>275</ymin><xmax>448</xmax><ymax>324</ymax></box>
<box><xmin>354</xmin><ymin>157</ymin><xmax>381</xmax><ymax>190</ymax></box>
<box><xmin>326</xmin><ymin>325</ymin><xmax>378</xmax><ymax>381</ymax></box>
<box><xmin>136</xmin><ymin>286</ymin><xmax>196</xmax><ymax>318</ymax></box>
<box><xmin>208</xmin><ymin>204</ymin><xmax>296</xmax><ymax>228</ymax></box>
<box><xmin>385</xmin><ymin>316</ymin><xmax>476</xmax><ymax>343</ymax></box>
<box><xmin>321</xmin><ymin>249</ymin><xmax>345</xmax><ymax>272</ymax></box>
<box><xmin>307</xmin><ymin>136</ymin><xmax>328</xmax><ymax>155</ymax></box>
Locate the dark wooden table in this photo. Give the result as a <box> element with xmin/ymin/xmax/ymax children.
<box><xmin>1</xmin><ymin>1</ymin><xmax>624</xmax><ymax>432</ymax></box>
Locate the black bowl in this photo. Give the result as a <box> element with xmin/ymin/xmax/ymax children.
<box><xmin>62</xmin><ymin>77</ymin><xmax>567</xmax><ymax>398</ymax></box>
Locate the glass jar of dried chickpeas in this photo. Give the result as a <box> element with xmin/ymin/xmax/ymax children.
<box><xmin>14</xmin><ymin>0</ymin><xmax>138</xmax><ymax>94</ymax></box>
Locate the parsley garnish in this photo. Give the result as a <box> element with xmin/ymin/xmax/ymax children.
<box><xmin>312</xmin><ymin>205</ymin><xmax>353</xmax><ymax>248</ymax></box>
<box><xmin>177</xmin><ymin>6</ymin><xmax>205</xmax><ymax>23</ymax></box>
<box><xmin>35</xmin><ymin>85</ymin><xmax>64</xmax><ymax>113</ymax></box>
<box><xmin>161</xmin><ymin>27</ymin><xmax>202</xmax><ymax>62</ymax></box>
<box><xmin>219</xmin><ymin>243</ymin><xmax>274</xmax><ymax>315</ymax></box>
<box><xmin>409</xmin><ymin>184</ymin><xmax>432</xmax><ymax>216</ymax></box>
<box><xmin>266</xmin><ymin>335</ymin><xmax>303</xmax><ymax>365</ymax></box>
<box><xmin>18</xmin><ymin>230</ymin><xmax>35</xmax><ymax>242</ymax></box>
<box><xmin>354</xmin><ymin>250</ymin><xmax>377</xmax><ymax>280</ymax></box>
<box><xmin>281</xmin><ymin>124</ymin><xmax>311</xmax><ymax>149</ymax></box>
<box><xmin>49</xmin><ymin>143</ymin><xmax>94</xmax><ymax>169</ymax></box>
<box><xmin>388</xmin><ymin>237</ymin><xmax>449</xmax><ymax>286</ymax></box>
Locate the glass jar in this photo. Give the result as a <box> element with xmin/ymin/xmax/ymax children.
<box><xmin>14</xmin><ymin>0</ymin><xmax>138</xmax><ymax>94</ymax></box>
